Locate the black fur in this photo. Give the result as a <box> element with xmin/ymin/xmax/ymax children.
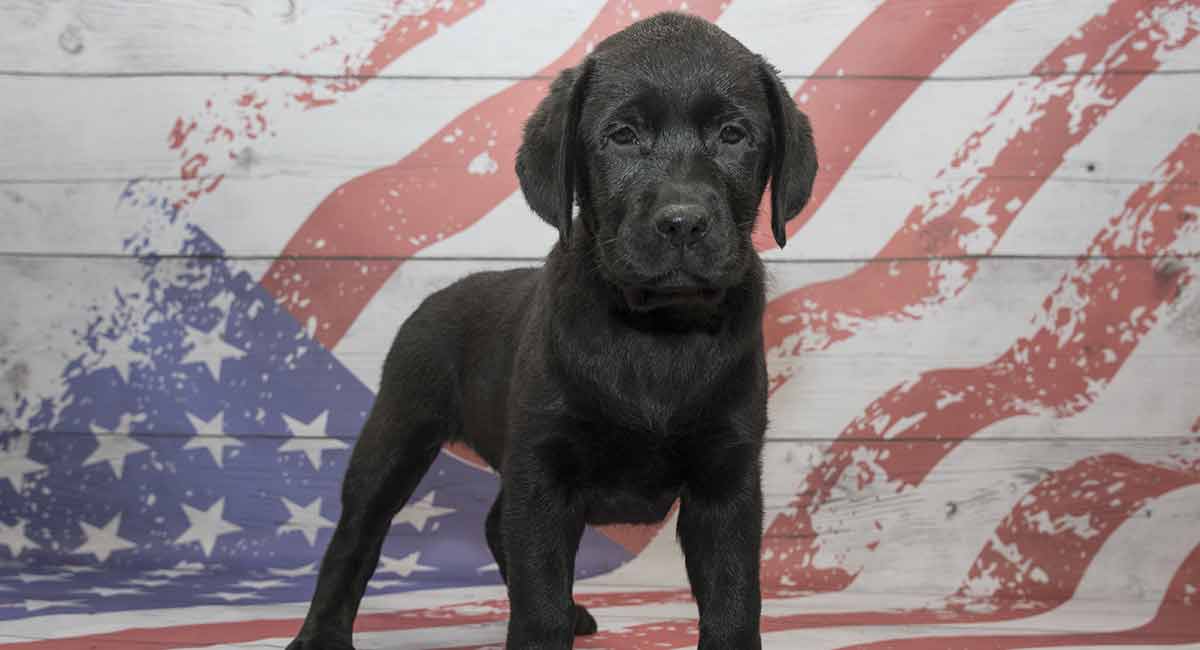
<box><xmin>287</xmin><ymin>12</ymin><xmax>816</xmax><ymax>650</ymax></box>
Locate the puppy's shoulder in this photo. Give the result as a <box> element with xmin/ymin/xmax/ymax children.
<box><xmin>409</xmin><ymin>265</ymin><xmax>542</xmax><ymax>326</ymax></box>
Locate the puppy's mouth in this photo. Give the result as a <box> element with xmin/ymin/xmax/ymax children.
<box><xmin>622</xmin><ymin>286</ymin><xmax>726</xmax><ymax>311</ymax></box>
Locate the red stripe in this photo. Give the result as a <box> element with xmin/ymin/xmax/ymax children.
<box><xmin>950</xmin><ymin>454</ymin><xmax>1200</xmax><ymax>614</ymax></box>
<box><xmin>750</xmin><ymin>0</ymin><xmax>1013</xmax><ymax>250</ymax></box>
<box><xmin>763</xmin><ymin>0</ymin><xmax>1200</xmax><ymax>392</ymax></box>
<box><xmin>762</xmin><ymin>129</ymin><xmax>1200</xmax><ymax>593</ymax></box>
<box><xmin>260</xmin><ymin>0</ymin><xmax>728</xmax><ymax>348</ymax></box>
<box><xmin>291</xmin><ymin>0</ymin><xmax>485</xmax><ymax>108</ymax></box>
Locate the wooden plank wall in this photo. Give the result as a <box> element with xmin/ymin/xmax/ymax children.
<box><xmin>2</xmin><ymin>0</ymin><xmax>1200</xmax><ymax>629</ymax></box>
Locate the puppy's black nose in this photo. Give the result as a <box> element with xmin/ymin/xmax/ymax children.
<box><xmin>654</xmin><ymin>206</ymin><xmax>710</xmax><ymax>246</ymax></box>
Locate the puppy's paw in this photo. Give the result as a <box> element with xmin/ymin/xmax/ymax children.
<box><xmin>285</xmin><ymin>637</ymin><xmax>354</xmax><ymax>650</ymax></box>
<box><xmin>573</xmin><ymin>603</ymin><xmax>598</xmax><ymax>636</ymax></box>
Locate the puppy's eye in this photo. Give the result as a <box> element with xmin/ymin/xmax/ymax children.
<box><xmin>719</xmin><ymin>125</ymin><xmax>746</xmax><ymax>145</ymax></box>
<box><xmin>608</xmin><ymin>127</ymin><xmax>639</xmax><ymax>147</ymax></box>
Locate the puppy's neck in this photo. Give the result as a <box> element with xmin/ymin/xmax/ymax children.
<box><xmin>546</xmin><ymin>228</ymin><xmax>766</xmax><ymax>337</ymax></box>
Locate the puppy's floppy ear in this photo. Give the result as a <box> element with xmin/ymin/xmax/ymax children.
<box><xmin>758</xmin><ymin>57</ymin><xmax>818</xmax><ymax>248</ymax></box>
<box><xmin>516</xmin><ymin>59</ymin><xmax>594</xmax><ymax>246</ymax></box>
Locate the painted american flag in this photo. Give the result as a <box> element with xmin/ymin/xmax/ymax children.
<box><xmin>1</xmin><ymin>0</ymin><xmax>1200</xmax><ymax>648</ymax></box>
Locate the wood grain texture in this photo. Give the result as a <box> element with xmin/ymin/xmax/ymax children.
<box><xmin>3</xmin><ymin>428</ymin><xmax>1194</xmax><ymax>603</ymax></box>
<box><xmin>5</xmin><ymin>255</ymin><xmax>1200</xmax><ymax>441</ymax></box>
<box><xmin>7</xmin><ymin>0</ymin><xmax>1196</xmax><ymax>77</ymax></box>
<box><xmin>3</xmin><ymin>1</ymin><xmax>1200</xmax><ymax>646</ymax></box>
<box><xmin>3</xmin><ymin>73</ymin><xmax>1198</xmax><ymax>183</ymax></box>
<box><xmin>2</xmin><ymin>68</ymin><xmax>1199</xmax><ymax>260</ymax></box>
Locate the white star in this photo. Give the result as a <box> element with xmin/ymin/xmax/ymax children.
<box><xmin>0</xmin><ymin>434</ymin><xmax>46</xmax><ymax>493</ymax></box>
<box><xmin>104</xmin><ymin>346</ymin><xmax>152</xmax><ymax>384</ymax></box>
<box><xmin>86</xmin><ymin>414</ymin><xmax>149</xmax><ymax>479</ymax></box>
<box><xmin>24</xmin><ymin>599</ymin><xmax>82</xmax><ymax>612</ymax></box>
<box><xmin>174</xmin><ymin>497</ymin><xmax>242</xmax><ymax>558</ymax></box>
<box><xmin>277</xmin><ymin>497</ymin><xmax>335</xmax><ymax>546</ymax></box>
<box><xmin>235</xmin><ymin>578</ymin><xmax>289</xmax><ymax>589</ymax></box>
<box><xmin>180</xmin><ymin>312</ymin><xmax>246</xmax><ymax>381</ymax></box>
<box><xmin>268</xmin><ymin>561</ymin><xmax>317</xmax><ymax>577</ymax></box>
<box><xmin>211</xmin><ymin>591</ymin><xmax>260</xmax><ymax>602</ymax></box>
<box><xmin>377</xmin><ymin>551</ymin><xmax>435</xmax><ymax>578</ymax></box>
<box><xmin>78</xmin><ymin>586</ymin><xmax>144</xmax><ymax>597</ymax></box>
<box><xmin>0</xmin><ymin>518</ymin><xmax>38</xmax><ymax>557</ymax></box>
<box><xmin>183</xmin><ymin>411</ymin><xmax>242</xmax><ymax>468</ymax></box>
<box><xmin>278</xmin><ymin>411</ymin><xmax>347</xmax><ymax>470</ymax></box>
<box><xmin>73</xmin><ymin>513</ymin><xmax>137</xmax><ymax>563</ymax></box>
<box><xmin>392</xmin><ymin>491</ymin><xmax>456</xmax><ymax>532</ymax></box>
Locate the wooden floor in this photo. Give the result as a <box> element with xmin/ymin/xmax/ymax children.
<box><xmin>6</xmin><ymin>577</ymin><xmax>1200</xmax><ymax>649</ymax></box>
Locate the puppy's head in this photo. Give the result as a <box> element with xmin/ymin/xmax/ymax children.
<box><xmin>517</xmin><ymin>12</ymin><xmax>817</xmax><ymax>312</ymax></box>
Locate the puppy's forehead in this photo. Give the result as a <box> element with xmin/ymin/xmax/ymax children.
<box><xmin>595</xmin><ymin>12</ymin><xmax>753</xmax><ymax>63</ymax></box>
<box><xmin>587</xmin><ymin>14</ymin><xmax>764</xmax><ymax>122</ymax></box>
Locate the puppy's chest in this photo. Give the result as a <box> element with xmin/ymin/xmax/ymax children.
<box><xmin>573</xmin><ymin>431</ymin><xmax>685</xmax><ymax>526</ymax></box>
<box><xmin>592</xmin><ymin>345</ymin><xmax>727</xmax><ymax>430</ymax></box>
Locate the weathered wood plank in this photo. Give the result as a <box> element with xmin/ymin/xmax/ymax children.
<box><xmin>5</xmin><ymin>579</ymin><xmax>1197</xmax><ymax>648</ymax></box>
<box><xmin>4</xmin><ymin>73</ymin><xmax>1198</xmax><ymax>184</ymax></box>
<box><xmin>4</xmin><ymin>173</ymin><xmax>1193</xmax><ymax>260</ymax></box>
<box><xmin>5</xmin><ymin>427</ymin><xmax>1196</xmax><ymax>604</ymax></box>
<box><xmin>4</xmin><ymin>1</ymin><xmax>1185</xmax><ymax>78</ymax></box>
<box><xmin>5</xmin><ymin>255</ymin><xmax>1200</xmax><ymax>441</ymax></box>
<box><xmin>174</xmin><ymin>625</ymin><xmax>1200</xmax><ymax>650</ymax></box>
<box><xmin>3</xmin><ymin>45</ymin><xmax>1199</xmax><ymax>263</ymax></box>
<box><xmin>0</xmin><ymin>0</ymin><xmax>596</xmax><ymax>77</ymax></box>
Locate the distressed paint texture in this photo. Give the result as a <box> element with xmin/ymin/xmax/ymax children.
<box><xmin>762</xmin><ymin>129</ymin><xmax>1200</xmax><ymax>593</ymax></box>
<box><xmin>3</xmin><ymin>0</ymin><xmax>1200</xmax><ymax>648</ymax></box>
<box><xmin>764</xmin><ymin>0</ymin><xmax>1200</xmax><ymax>389</ymax></box>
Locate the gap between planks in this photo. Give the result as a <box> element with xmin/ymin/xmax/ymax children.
<box><xmin>3</xmin><ymin>69</ymin><xmax>1200</xmax><ymax>82</ymax></box>
<box><xmin>17</xmin><ymin>432</ymin><xmax>1199</xmax><ymax>443</ymax></box>
<box><xmin>1</xmin><ymin>252</ymin><xmax>1196</xmax><ymax>264</ymax></box>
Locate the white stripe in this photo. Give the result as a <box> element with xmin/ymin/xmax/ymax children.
<box><xmin>717</xmin><ymin>1</ymin><xmax>885</xmax><ymax>78</ymax></box>
<box><xmin>381</xmin><ymin>0</ymin><xmax>608</xmax><ymax>78</ymax></box>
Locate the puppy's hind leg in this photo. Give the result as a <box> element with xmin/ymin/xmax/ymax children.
<box><xmin>486</xmin><ymin>491</ymin><xmax>597</xmax><ymax>637</ymax></box>
<box><xmin>288</xmin><ymin>340</ymin><xmax>461</xmax><ymax>650</ymax></box>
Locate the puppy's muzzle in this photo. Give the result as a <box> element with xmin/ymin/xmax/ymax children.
<box><xmin>622</xmin><ymin>285</ymin><xmax>725</xmax><ymax>311</ymax></box>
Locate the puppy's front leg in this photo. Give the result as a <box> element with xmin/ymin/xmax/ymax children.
<box><xmin>678</xmin><ymin>445</ymin><xmax>764</xmax><ymax>650</ymax></box>
<box><xmin>502</xmin><ymin>448</ymin><xmax>586</xmax><ymax>649</ymax></box>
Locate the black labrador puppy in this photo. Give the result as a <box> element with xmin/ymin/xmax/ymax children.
<box><xmin>287</xmin><ymin>12</ymin><xmax>815</xmax><ymax>650</ymax></box>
